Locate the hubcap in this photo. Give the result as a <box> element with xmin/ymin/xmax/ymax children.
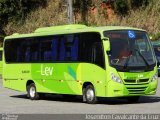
<box><xmin>30</xmin><ymin>86</ymin><xmax>36</xmax><ymax>98</ymax></box>
<box><xmin>86</xmin><ymin>88</ymin><xmax>94</xmax><ymax>101</ymax></box>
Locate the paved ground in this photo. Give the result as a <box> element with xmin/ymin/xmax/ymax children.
<box><xmin>0</xmin><ymin>78</ymin><xmax>160</xmax><ymax>114</ymax></box>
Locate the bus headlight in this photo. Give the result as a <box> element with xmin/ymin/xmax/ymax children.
<box><xmin>152</xmin><ymin>72</ymin><xmax>158</xmax><ymax>82</ymax></box>
<box><xmin>111</xmin><ymin>73</ymin><xmax>123</xmax><ymax>84</ymax></box>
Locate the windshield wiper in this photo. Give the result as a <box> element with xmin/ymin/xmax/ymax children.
<box><xmin>123</xmin><ymin>51</ymin><xmax>132</xmax><ymax>69</ymax></box>
<box><xmin>134</xmin><ymin>48</ymin><xmax>150</xmax><ymax>68</ymax></box>
<box><xmin>123</xmin><ymin>49</ymin><xmax>150</xmax><ymax>69</ymax></box>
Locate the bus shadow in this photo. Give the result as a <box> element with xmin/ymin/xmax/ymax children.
<box><xmin>10</xmin><ymin>94</ymin><xmax>160</xmax><ymax>105</ymax></box>
<box><xmin>98</xmin><ymin>96</ymin><xmax>160</xmax><ymax>105</ymax></box>
<box><xmin>10</xmin><ymin>94</ymin><xmax>83</xmax><ymax>103</ymax></box>
<box><xmin>10</xmin><ymin>94</ymin><xmax>28</xmax><ymax>99</ymax></box>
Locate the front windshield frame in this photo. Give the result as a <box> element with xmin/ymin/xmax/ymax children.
<box><xmin>104</xmin><ymin>30</ymin><xmax>156</xmax><ymax>72</ymax></box>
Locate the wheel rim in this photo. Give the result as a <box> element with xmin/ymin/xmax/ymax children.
<box><xmin>86</xmin><ymin>88</ymin><xmax>94</xmax><ymax>101</ymax></box>
<box><xmin>30</xmin><ymin>86</ymin><xmax>36</xmax><ymax>98</ymax></box>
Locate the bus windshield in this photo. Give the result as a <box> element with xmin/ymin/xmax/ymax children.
<box><xmin>104</xmin><ymin>30</ymin><xmax>156</xmax><ymax>72</ymax></box>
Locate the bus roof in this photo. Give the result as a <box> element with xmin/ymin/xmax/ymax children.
<box><xmin>5</xmin><ymin>24</ymin><xmax>145</xmax><ymax>40</ymax></box>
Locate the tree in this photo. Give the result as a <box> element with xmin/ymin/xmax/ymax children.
<box><xmin>0</xmin><ymin>0</ymin><xmax>47</xmax><ymax>26</ymax></box>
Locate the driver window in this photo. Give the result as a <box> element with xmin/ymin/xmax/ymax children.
<box><xmin>92</xmin><ymin>42</ymin><xmax>105</xmax><ymax>68</ymax></box>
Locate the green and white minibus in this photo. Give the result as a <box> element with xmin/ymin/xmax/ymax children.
<box><xmin>3</xmin><ymin>24</ymin><xmax>158</xmax><ymax>104</ymax></box>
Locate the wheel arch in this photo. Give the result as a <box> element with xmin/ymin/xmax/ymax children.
<box><xmin>82</xmin><ymin>82</ymin><xmax>96</xmax><ymax>95</ymax></box>
<box><xmin>82</xmin><ymin>82</ymin><xmax>94</xmax><ymax>89</ymax></box>
<box><xmin>26</xmin><ymin>80</ymin><xmax>35</xmax><ymax>91</ymax></box>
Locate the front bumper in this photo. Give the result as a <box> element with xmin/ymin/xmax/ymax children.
<box><xmin>106</xmin><ymin>80</ymin><xmax>158</xmax><ymax>97</ymax></box>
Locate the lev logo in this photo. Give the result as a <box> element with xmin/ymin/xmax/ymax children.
<box><xmin>41</xmin><ymin>65</ymin><xmax>54</xmax><ymax>76</ymax></box>
<box><xmin>138</xmin><ymin>74</ymin><xmax>143</xmax><ymax>78</ymax></box>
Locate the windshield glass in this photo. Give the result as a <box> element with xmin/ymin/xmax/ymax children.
<box><xmin>104</xmin><ymin>30</ymin><xmax>156</xmax><ymax>72</ymax></box>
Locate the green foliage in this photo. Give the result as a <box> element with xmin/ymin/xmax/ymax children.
<box><xmin>113</xmin><ymin>0</ymin><xmax>150</xmax><ymax>15</ymax></box>
<box><xmin>113</xmin><ymin>0</ymin><xmax>129</xmax><ymax>15</ymax></box>
<box><xmin>152</xmin><ymin>32</ymin><xmax>160</xmax><ymax>41</ymax></box>
<box><xmin>73</xmin><ymin>0</ymin><xmax>92</xmax><ymax>23</ymax></box>
<box><xmin>0</xmin><ymin>0</ymin><xmax>47</xmax><ymax>26</ymax></box>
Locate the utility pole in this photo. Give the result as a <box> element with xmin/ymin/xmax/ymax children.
<box><xmin>67</xmin><ymin>0</ymin><xmax>73</xmax><ymax>24</ymax></box>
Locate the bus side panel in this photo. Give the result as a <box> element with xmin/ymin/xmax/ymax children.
<box><xmin>3</xmin><ymin>64</ymin><xmax>31</xmax><ymax>92</ymax></box>
<box><xmin>31</xmin><ymin>63</ymin><xmax>82</xmax><ymax>95</ymax></box>
<box><xmin>80</xmin><ymin>63</ymin><xmax>106</xmax><ymax>97</ymax></box>
<box><xmin>31</xmin><ymin>63</ymin><xmax>106</xmax><ymax>97</ymax></box>
<box><xmin>3</xmin><ymin>63</ymin><xmax>106</xmax><ymax>97</ymax></box>
<box><xmin>0</xmin><ymin>61</ymin><xmax>3</xmax><ymax>75</ymax></box>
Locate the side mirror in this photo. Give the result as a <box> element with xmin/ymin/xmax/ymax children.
<box><xmin>102</xmin><ymin>37</ymin><xmax>110</xmax><ymax>51</ymax></box>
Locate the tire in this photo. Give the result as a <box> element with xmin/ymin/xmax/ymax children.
<box><xmin>27</xmin><ymin>83</ymin><xmax>40</xmax><ymax>100</ymax></box>
<box><xmin>83</xmin><ymin>85</ymin><xmax>97</xmax><ymax>104</ymax></box>
<box><xmin>82</xmin><ymin>88</ymin><xmax>87</xmax><ymax>102</ymax></box>
<box><xmin>127</xmin><ymin>96</ymin><xmax>140</xmax><ymax>103</ymax></box>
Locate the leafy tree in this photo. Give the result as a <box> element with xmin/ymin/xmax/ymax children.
<box><xmin>112</xmin><ymin>0</ymin><xmax>150</xmax><ymax>15</ymax></box>
<box><xmin>152</xmin><ymin>32</ymin><xmax>160</xmax><ymax>41</ymax></box>
<box><xmin>0</xmin><ymin>0</ymin><xmax>47</xmax><ymax>26</ymax></box>
<box><xmin>73</xmin><ymin>0</ymin><xmax>92</xmax><ymax>24</ymax></box>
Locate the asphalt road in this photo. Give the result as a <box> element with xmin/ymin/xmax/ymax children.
<box><xmin>0</xmin><ymin>78</ymin><xmax>160</xmax><ymax>114</ymax></box>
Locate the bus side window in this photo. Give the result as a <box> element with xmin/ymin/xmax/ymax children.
<box><xmin>16</xmin><ymin>47</ymin><xmax>21</xmax><ymax>62</ymax></box>
<box><xmin>79</xmin><ymin>32</ymin><xmax>103</xmax><ymax>66</ymax></box>
<box><xmin>70</xmin><ymin>36</ymin><xmax>78</xmax><ymax>61</ymax></box>
<box><xmin>43</xmin><ymin>41</ymin><xmax>53</xmax><ymax>61</ymax></box>
<box><xmin>59</xmin><ymin>37</ymin><xmax>66</xmax><ymax>61</ymax></box>
<box><xmin>40</xmin><ymin>36</ymin><xmax>59</xmax><ymax>62</ymax></box>
<box><xmin>66</xmin><ymin>35</ymin><xmax>79</xmax><ymax>61</ymax></box>
<box><xmin>16</xmin><ymin>40</ymin><xmax>27</xmax><ymax>62</ymax></box>
<box><xmin>25</xmin><ymin>47</ymin><xmax>31</xmax><ymax>62</ymax></box>
<box><xmin>92</xmin><ymin>42</ymin><xmax>105</xmax><ymax>68</ymax></box>
<box><xmin>51</xmin><ymin>39</ymin><xmax>58</xmax><ymax>61</ymax></box>
<box><xmin>59</xmin><ymin>35</ymin><xmax>79</xmax><ymax>61</ymax></box>
<box><xmin>30</xmin><ymin>39</ymin><xmax>39</xmax><ymax>62</ymax></box>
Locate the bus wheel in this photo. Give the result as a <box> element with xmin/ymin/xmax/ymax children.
<box><xmin>27</xmin><ymin>83</ymin><xmax>39</xmax><ymax>100</ymax></box>
<box><xmin>83</xmin><ymin>85</ymin><xmax>97</xmax><ymax>104</ymax></box>
<box><xmin>127</xmin><ymin>96</ymin><xmax>140</xmax><ymax>103</ymax></box>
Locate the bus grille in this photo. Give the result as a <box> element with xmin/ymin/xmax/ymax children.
<box><xmin>124</xmin><ymin>79</ymin><xmax>149</xmax><ymax>84</ymax></box>
<box><xmin>125</xmin><ymin>85</ymin><xmax>148</xmax><ymax>94</ymax></box>
<box><xmin>124</xmin><ymin>79</ymin><xmax>149</xmax><ymax>94</ymax></box>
